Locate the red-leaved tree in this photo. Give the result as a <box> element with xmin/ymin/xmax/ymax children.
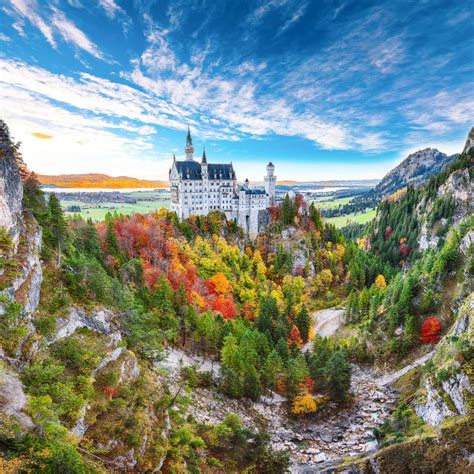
<box><xmin>419</xmin><ymin>316</ymin><xmax>442</xmax><ymax>343</ymax></box>
<box><xmin>103</xmin><ymin>386</ymin><xmax>118</xmax><ymax>400</ymax></box>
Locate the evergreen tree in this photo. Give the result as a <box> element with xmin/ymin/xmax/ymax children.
<box><xmin>47</xmin><ymin>194</ymin><xmax>67</xmax><ymax>266</ymax></box>
<box><xmin>324</xmin><ymin>349</ymin><xmax>351</xmax><ymax>402</ymax></box>
<box><xmin>309</xmin><ymin>203</ymin><xmax>323</xmax><ymax>232</ymax></box>
<box><xmin>275</xmin><ymin>337</ymin><xmax>289</xmax><ymax>361</ymax></box>
<box><xmin>281</xmin><ymin>194</ymin><xmax>296</xmax><ymax>226</ymax></box>
<box><xmin>256</xmin><ymin>296</ymin><xmax>278</xmax><ymax>334</ymax></box>
<box><xmin>104</xmin><ymin>221</ymin><xmax>121</xmax><ymax>260</ymax></box>
<box><xmin>261</xmin><ymin>349</ymin><xmax>283</xmax><ymax>389</ymax></box>
<box><xmin>296</xmin><ymin>304</ymin><xmax>311</xmax><ymax>343</ymax></box>
<box><xmin>80</xmin><ymin>219</ymin><xmax>102</xmax><ymax>262</ymax></box>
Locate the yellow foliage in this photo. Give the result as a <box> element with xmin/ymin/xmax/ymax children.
<box><xmin>334</xmin><ymin>244</ymin><xmax>345</xmax><ymax>259</ymax></box>
<box><xmin>319</xmin><ymin>269</ymin><xmax>333</xmax><ymax>285</ymax></box>
<box><xmin>208</xmin><ymin>272</ymin><xmax>232</xmax><ymax>295</ymax></box>
<box><xmin>308</xmin><ymin>324</ymin><xmax>315</xmax><ymax>342</ymax></box>
<box><xmin>0</xmin><ymin>455</ymin><xmax>28</xmax><ymax>473</ymax></box>
<box><xmin>375</xmin><ymin>274</ymin><xmax>387</xmax><ymax>289</ymax></box>
<box><xmin>292</xmin><ymin>392</ymin><xmax>318</xmax><ymax>415</ymax></box>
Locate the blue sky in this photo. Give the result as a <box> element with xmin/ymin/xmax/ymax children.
<box><xmin>0</xmin><ymin>0</ymin><xmax>472</xmax><ymax>181</ymax></box>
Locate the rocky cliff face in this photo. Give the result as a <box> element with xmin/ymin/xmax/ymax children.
<box><xmin>463</xmin><ymin>126</ymin><xmax>474</xmax><ymax>154</ymax></box>
<box><xmin>0</xmin><ymin>146</ymin><xmax>169</xmax><ymax>469</ymax></box>
<box><xmin>414</xmin><ymin>294</ymin><xmax>473</xmax><ymax>427</ymax></box>
<box><xmin>0</xmin><ymin>142</ymin><xmax>23</xmax><ymax>249</ymax></box>
<box><xmin>0</xmin><ymin>135</ymin><xmax>42</xmax><ymax>319</ymax></box>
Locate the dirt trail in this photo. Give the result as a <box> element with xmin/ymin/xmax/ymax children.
<box><xmin>378</xmin><ymin>350</ymin><xmax>436</xmax><ymax>386</ymax></box>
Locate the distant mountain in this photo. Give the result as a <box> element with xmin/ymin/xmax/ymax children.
<box><xmin>372</xmin><ymin>148</ymin><xmax>457</xmax><ymax>199</ymax></box>
<box><xmin>324</xmin><ymin>147</ymin><xmax>458</xmax><ymax>219</ymax></box>
<box><xmin>37</xmin><ymin>173</ymin><xmax>168</xmax><ymax>189</ymax></box>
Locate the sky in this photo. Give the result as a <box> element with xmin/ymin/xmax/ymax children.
<box><xmin>0</xmin><ymin>0</ymin><xmax>472</xmax><ymax>182</ymax></box>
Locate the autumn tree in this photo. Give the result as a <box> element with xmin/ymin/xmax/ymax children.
<box><xmin>288</xmin><ymin>325</ymin><xmax>303</xmax><ymax>349</ymax></box>
<box><xmin>292</xmin><ymin>392</ymin><xmax>318</xmax><ymax>415</ymax></box>
<box><xmin>207</xmin><ymin>272</ymin><xmax>232</xmax><ymax>296</ymax></box>
<box><xmin>375</xmin><ymin>274</ymin><xmax>387</xmax><ymax>290</ymax></box>
<box><xmin>419</xmin><ymin>316</ymin><xmax>441</xmax><ymax>343</ymax></box>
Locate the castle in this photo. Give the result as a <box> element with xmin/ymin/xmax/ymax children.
<box><xmin>169</xmin><ymin>128</ymin><xmax>276</xmax><ymax>234</ymax></box>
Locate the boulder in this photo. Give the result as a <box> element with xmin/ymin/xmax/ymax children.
<box><xmin>0</xmin><ymin>369</ymin><xmax>34</xmax><ymax>439</ymax></box>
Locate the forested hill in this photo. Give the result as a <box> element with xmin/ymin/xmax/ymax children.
<box><xmin>37</xmin><ymin>173</ymin><xmax>168</xmax><ymax>189</ymax></box>
<box><xmin>366</xmin><ymin>131</ymin><xmax>473</xmax><ymax>267</ymax></box>
<box><xmin>331</xmin><ymin>147</ymin><xmax>457</xmax><ymax>217</ymax></box>
<box><xmin>371</xmin><ymin>148</ymin><xmax>456</xmax><ymax>198</ymax></box>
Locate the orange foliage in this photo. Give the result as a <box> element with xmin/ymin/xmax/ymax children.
<box><xmin>295</xmin><ymin>194</ymin><xmax>304</xmax><ymax>209</ymax></box>
<box><xmin>241</xmin><ymin>301</ymin><xmax>257</xmax><ymax>320</ymax></box>
<box><xmin>269</xmin><ymin>206</ymin><xmax>281</xmax><ymax>221</ymax></box>
<box><xmin>143</xmin><ymin>262</ymin><xmax>161</xmax><ymax>289</ymax></box>
<box><xmin>288</xmin><ymin>324</ymin><xmax>303</xmax><ymax>348</ymax></box>
<box><xmin>102</xmin><ymin>385</ymin><xmax>118</xmax><ymax>399</ymax></box>
<box><xmin>275</xmin><ymin>376</ymin><xmax>287</xmax><ymax>395</ymax></box>
<box><xmin>299</xmin><ymin>376</ymin><xmax>315</xmax><ymax>393</ymax></box>
<box><xmin>210</xmin><ymin>295</ymin><xmax>237</xmax><ymax>319</ymax></box>
<box><xmin>420</xmin><ymin>316</ymin><xmax>442</xmax><ymax>343</ymax></box>
<box><xmin>207</xmin><ymin>272</ymin><xmax>232</xmax><ymax>296</ymax></box>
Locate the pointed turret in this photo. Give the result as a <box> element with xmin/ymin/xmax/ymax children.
<box><xmin>185</xmin><ymin>126</ymin><xmax>194</xmax><ymax>161</ymax></box>
<box><xmin>201</xmin><ymin>147</ymin><xmax>207</xmax><ymax>164</ymax></box>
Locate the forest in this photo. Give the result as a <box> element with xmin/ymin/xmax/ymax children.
<box><xmin>0</xmin><ymin>119</ymin><xmax>473</xmax><ymax>472</ymax></box>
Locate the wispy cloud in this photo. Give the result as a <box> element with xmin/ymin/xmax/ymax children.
<box><xmin>51</xmin><ymin>8</ymin><xmax>104</xmax><ymax>59</ymax></box>
<box><xmin>9</xmin><ymin>0</ymin><xmax>56</xmax><ymax>46</ymax></box>
<box><xmin>0</xmin><ymin>32</ymin><xmax>10</xmax><ymax>42</ymax></box>
<box><xmin>249</xmin><ymin>0</ymin><xmax>288</xmax><ymax>23</ymax></box>
<box><xmin>279</xmin><ymin>3</ymin><xmax>307</xmax><ymax>34</ymax></box>
<box><xmin>98</xmin><ymin>0</ymin><xmax>124</xmax><ymax>19</ymax></box>
<box><xmin>5</xmin><ymin>0</ymin><xmax>105</xmax><ymax>59</ymax></box>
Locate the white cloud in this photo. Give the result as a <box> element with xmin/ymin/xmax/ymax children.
<box><xmin>51</xmin><ymin>8</ymin><xmax>104</xmax><ymax>59</ymax></box>
<box><xmin>9</xmin><ymin>0</ymin><xmax>56</xmax><ymax>46</ymax></box>
<box><xmin>279</xmin><ymin>3</ymin><xmax>307</xmax><ymax>33</ymax></box>
<box><xmin>6</xmin><ymin>0</ymin><xmax>105</xmax><ymax>60</ymax></box>
<box><xmin>0</xmin><ymin>32</ymin><xmax>10</xmax><ymax>42</ymax></box>
<box><xmin>98</xmin><ymin>0</ymin><xmax>124</xmax><ymax>19</ymax></box>
<box><xmin>249</xmin><ymin>0</ymin><xmax>288</xmax><ymax>23</ymax></box>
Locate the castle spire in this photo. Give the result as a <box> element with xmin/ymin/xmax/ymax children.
<box><xmin>186</xmin><ymin>125</ymin><xmax>192</xmax><ymax>145</ymax></box>
<box><xmin>185</xmin><ymin>126</ymin><xmax>194</xmax><ymax>161</ymax></box>
<box><xmin>202</xmin><ymin>147</ymin><xmax>207</xmax><ymax>164</ymax></box>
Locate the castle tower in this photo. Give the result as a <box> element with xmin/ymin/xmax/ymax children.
<box><xmin>201</xmin><ymin>147</ymin><xmax>208</xmax><ymax>177</ymax></box>
<box><xmin>264</xmin><ymin>162</ymin><xmax>276</xmax><ymax>206</ymax></box>
<box><xmin>185</xmin><ymin>126</ymin><xmax>194</xmax><ymax>161</ymax></box>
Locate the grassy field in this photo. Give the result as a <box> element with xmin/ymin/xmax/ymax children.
<box><xmin>63</xmin><ymin>200</ymin><xmax>170</xmax><ymax>221</ymax></box>
<box><xmin>325</xmin><ymin>208</ymin><xmax>376</xmax><ymax>228</ymax></box>
<box><xmin>311</xmin><ymin>196</ymin><xmax>353</xmax><ymax>209</ymax></box>
<box><xmin>59</xmin><ymin>190</ymin><xmax>170</xmax><ymax>221</ymax></box>
<box><xmin>58</xmin><ymin>190</ymin><xmax>373</xmax><ymax>227</ymax></box>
